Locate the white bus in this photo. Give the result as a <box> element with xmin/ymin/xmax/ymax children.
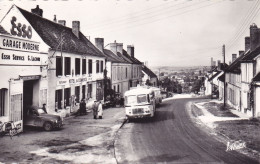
<box><xmin>124</xmin><ymin>87</ymin><xmax>156</xmax><ymax>119</ymax></box>
<box><xmin>150</xmin><ymin>87</ymin><xmax>162</xmax><ymax>106</ymax></box>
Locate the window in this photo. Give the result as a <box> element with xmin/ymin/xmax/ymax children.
<box><xmin>101</xmin><ymin>61</ymin><xmax>104</xmax><ymax>73</ymax></box>
<box><xmin>88</xmin><ymin>59</ymin><xmax>92</xmax><ymax>74</ymax></box>
<box><xmin>82</xmin><ymin>59</ymin><xmax>86</xmax><ymax>74</ymax></box>
<box><xmin>75</xmin><ymin>58</ymin><xmax>81</xmax><ymax>75</ymax></box>
<box><xmin>0</xmin><ymin>89</ymin><xmax>7</xmax><ymax>116</ymax></box>
<box><xmin>82</xmin><ymin>85</ymin><xmax>86</xmax><ymax>100</ymax></box>
<box><xmin>75</xmin><ymin>86</ymin><xmax>80</xmax><ymax>103</ymax></box>
<box><xmin>55</xmin><ymin>89</ymin><xmax>63</xmax><ymax>109</ymax></box>
<box><xmin>117</xmin><ymin>67</ymin><xmax>119</xmax><ymax>80</ymax></box>
<box><xmin>96</xmin><ymin>60</ymin><xmax>99</xmax><ymax>73</ymax></box>
<box><xmin>56</xmin><ymin>57</ymin><xmax>63</xmax><ymax>76</ymax></box>
<box><xmin>65</xmin><ymin>57</ymin><xmax>71</xmax><ymax>75</ymax></box>
<box><xmin>126</xmin><ymin>67</ymin><xmax>128</xmax><ymax>78</ymax></box>
<box><xmin>118</xmin><ymin>84</ymin><xmax>120</xmax><ymax>92</ymax></box>
<box><xmin>88</xmin><ymin>84</ymin><xmax>92</xmax><ymax>98</ymax></box>
<box><xmin>64</xmin><ymin>88</ymin><xmax>71</xmax><ymax>107</ymax></box>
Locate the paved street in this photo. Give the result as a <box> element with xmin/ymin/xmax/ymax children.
<box><xmin>0</xmin><ymin>107</ymin><xmax>125</xmax><ymax>163</ymax></box>
<box><xmin>115</xmin><ymin>98</ymin><xmax>259</xmax><ymax>164</ymax></box>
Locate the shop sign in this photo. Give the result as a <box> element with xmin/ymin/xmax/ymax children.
<box><xmin>20</xmin><ymin>75</ymin><xmax>41</xmax><ymax>80</ymax></box>
<box><xmin>0</xmin><ymin>35</ymin><xmax>40</xmax><ymax>52</ymax></box>
<box><xmin>0</xmin><ymin>49</ymin><xmax>47</xmax><ymax>65</ymax></box>
<box><xmin>57</xmin><ymin>79</ymin><xmax>68</xmax><ymax>86</ymax></box>
<box><xmin>10</xmin><ymin>16</ymin><xmax>32</xmax><ymax>39</ymax></box>
<box><xmin>69</xmin><ymin>79</ymin><xmax>75</xmax><ymax>84</ymax></box>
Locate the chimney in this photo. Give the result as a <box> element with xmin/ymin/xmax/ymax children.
<box><xmin>127</xmin><ymin>45</ymin><xmax>135</xmax><ymax>58</ymax></box>
<box><xmin>58</xmin><ymin>20</ymin><xmax>66</xmax><ymax>26</ymax></box>
<box><xmin>217</xmin><ymin>60</ymin><xmax>221</xmax><ymax>70</ymax></box>
<box><xmin>110</xmin><ymin>41</ymin><xmax>117</xmax><ymax>55</ymax></box>
<box><xmin>95</xmin><ymin>38</ymin><xmax>104</xmax><ymax>52</ymax></box>
<box><xmin>250</xmin><ymin>23</ymin><xmax>260</xmax><ymax>51</ymax></box>
<box><xmin>31</xmin><ymin>5</ymin><xmax>43</xmax><ymax>17</ymax></box>
<box><xmin>239</xmin><ymin>50</ymin><xmax>244</xmax><ymax>56</ymax></box>
<box><xmin>245</xmin><ymin>37</ymin><xmax>250</xmax><ymax>52</ymax></box>
<box><xmin>116</xmin><ymin>43</ymin><xmax>123</xmax><ymax>55</ymax></box>
<box><xmin>232</xmin><ymin>54</ymin><xmax>237</xmax><ymax>62</ymax></box>
<box><xmin>72</xmin><ymin>21</ymin><xmax>80</xmax><ymax>38</ymax></box>
<box><xmin>210</xmin><ymin>57</ymin><xmax>213</xmax><ymax>67</ymax></box>
<box><xmin>109</xmin><ymin>40</ymin><xmax>123</xmax><ymax>55</ymax></box>
<box><xmin>213</xmin><ymin>61</ymin><xmax>216</xmax><ymax>67</ymax></box>
<box><xmin>53</xmin><ymin>15</ymin><xmax>57</xmax><ymax>23</ymax></box>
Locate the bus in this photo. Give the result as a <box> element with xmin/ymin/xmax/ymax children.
<box><xmin>124</xmin><ymin>87</ymin><xmax>156</xmax><ymax>119</ymax></box>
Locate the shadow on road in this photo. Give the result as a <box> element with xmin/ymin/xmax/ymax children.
<box><xmin>128</xmin><ymin>101</ymin><xmax>175</xmax><ymax>124</ymax></box>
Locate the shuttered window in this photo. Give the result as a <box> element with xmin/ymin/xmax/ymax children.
<box><xmin>88</xmin><ymin>59</ymin><xmax>92</xmax><ymax>74</ymax></box>
<box><xmin>82</xmin><ymin>59</ymin><xmax>86</xmax><ymax>74</ymax></box>
<box><xmin>96</xmin><ymin>60</ymin><xmax>99</xmax><ymax>73</ymax></box>
<box><xmin>0</xmin><ymin>89</ymin><xmax>7</xmax><ymax>116</ymax></box>
<box><xmin>56</xmin><ymin>57</ymin><xmax>63</xmax><ymax>76</ymax></box>
<box><xmin>101</xmin><ymin>61</ymin><xmax>104</xmax><ymax>73</ymax></box>
<box><xmin>75</xmin><ymin>58</ymin><xmax>81</xmax><ymax>75</ymax></box>
<box><xmin>65</xmin><ymin>57</ymin><xmax>71</xmax><ymax>75</ymax></box>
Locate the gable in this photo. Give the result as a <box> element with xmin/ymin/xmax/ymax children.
<box><xmin>0</xmin><ymin>5</ymin><xmax>49</xmax><ymax>53</ymax></box>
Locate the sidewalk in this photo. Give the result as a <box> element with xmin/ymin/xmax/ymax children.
<box><xmin>0</xmin><ymin>106</ymin><xmax>126</xmax><ymax>163</ymax></box>
<box><xmin>191</xmin><ymin>99</ymin><xmax>260</xmax><ymax>161</ymax></box>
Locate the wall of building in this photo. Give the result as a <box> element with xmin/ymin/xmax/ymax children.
<box><xmin>255</xmin><ymin>85</ymin><xmax>260</xmax><ymax>117</ymax></box>
<box><xmin>47</xmin><ymin>50</ymin><xmax>105</xmax><ymax>113</ymax></box>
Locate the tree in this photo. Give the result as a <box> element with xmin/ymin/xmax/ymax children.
<box><xmin>191</xmin><ymin>79</ymin><xmax>202</xmax><ymax>93</ymax></box>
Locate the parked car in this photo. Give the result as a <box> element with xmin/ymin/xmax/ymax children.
<box><xmin>24</xmin><ymin>106</ymin><xmax>63</xmax><ymax>131</ymax></box>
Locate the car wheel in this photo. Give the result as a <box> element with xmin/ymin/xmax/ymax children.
<box><xmin>99</xmin><ymin>116</ymin><xmax>102</xmax><ymax>119</ymax></box>
<box><xmin>43</xmin><ymin>122</ymin><xmax>53</xmax><ymax>131</ymax></box>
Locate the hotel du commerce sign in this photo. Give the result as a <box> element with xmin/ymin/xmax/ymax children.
<box><xmin>0</xmin><ymin>16</ymin><xmax>46</xmax><ymax>65</ymax></box>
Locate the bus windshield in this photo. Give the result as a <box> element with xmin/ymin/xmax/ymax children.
<box><xmin>125</xmin><ymin>94</ymin><xmax>149</xmax><ymax>105</ymax></box>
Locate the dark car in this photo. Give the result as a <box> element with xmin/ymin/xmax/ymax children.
<box><xmin>24</xmin><ymin>106</ymin><xmax>63</xmax><ymax>131</ymax></box>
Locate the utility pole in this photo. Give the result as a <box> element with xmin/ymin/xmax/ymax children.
<box><xmin>223</xmin><ymin>44</ymin><xmax>226</xmax><ymax>107</ymax></box>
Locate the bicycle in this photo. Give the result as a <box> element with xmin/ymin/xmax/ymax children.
<box><xmin>0</xmin><ymin>121</ymin><xmax>20</xmax><ymax>139</ymax></box>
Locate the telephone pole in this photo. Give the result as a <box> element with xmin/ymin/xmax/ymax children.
<box><xmin>223</xmin><ymin>44</ymin><xmax>226</xmax><ymax>107</ymax></box>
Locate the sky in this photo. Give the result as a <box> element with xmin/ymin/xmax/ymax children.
<box><xmin>1</xmin><ymin>0</ymin><xmax>260</xmax><ymax>68</ymax></box>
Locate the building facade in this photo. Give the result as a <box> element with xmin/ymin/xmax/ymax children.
<box><xmin>0</xmin><ymin>5</ymin><xmax>49</xmax><ymax>131</ymax></box>
<box><xmin>8</xmin><ymin>5</ymin><xmax>106</xmax><ymax>114</ymax></box>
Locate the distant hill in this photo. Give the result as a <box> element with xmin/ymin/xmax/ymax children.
<box><xmin>150</xmin><ymin>66</ymin><xmax>211</xmax><ymax>75</ymax></box>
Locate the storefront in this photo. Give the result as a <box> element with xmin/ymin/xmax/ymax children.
<box><xmin>0</xmin><ymin>9</ymin><xmax>49</xmax><ymax>132</ymax></box>
<box><xmin>0</xmin><ymin>33</ymin><xmax>48</xmax><ymax>132</ymax></box>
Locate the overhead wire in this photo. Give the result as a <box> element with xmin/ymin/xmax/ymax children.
<box><xmin>87</xmin><ymin>0</ymin><xmax>188</xmax><ymax>29</ymax></box>
<box><xmin>89</xmin><ymin>0</ymin><xmax>222</xmax><ymax>34</ymax></box>
<box><xmin>226</xmin><ymin>0</ymin><xmax>260</xmax><ymax>49</ymax></box>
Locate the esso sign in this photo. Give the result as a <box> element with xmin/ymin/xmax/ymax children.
<box><xmin>10</xmin><ymin>16</ymin><xmax>32</xmax><ymax>39</ymax></box>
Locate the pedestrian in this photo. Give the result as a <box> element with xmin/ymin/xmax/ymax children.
<box><xmin>79</xmin><ymin>99</ymin><xmax>86</xmax><ymax>115</ymax></box>
<box><xmin>93</xmin><ymin>101</ymin><xmax>98</xmax><ymax>119</ymax></box>
<box><xmin>42</xmin><ymin>103</ymin><xmax>47</xmax><ymax>113</ymax></box>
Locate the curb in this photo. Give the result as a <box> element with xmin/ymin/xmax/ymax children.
<box><xmin>190</xmin><ymin>101</ymin><xmax>260</xmax><ymax>162</ymax></box>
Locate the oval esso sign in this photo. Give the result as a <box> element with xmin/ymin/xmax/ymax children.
<box><xmin>10</xmin><ymin>16</ymin><xmax>32</xmax><ymax>39</ymax></box>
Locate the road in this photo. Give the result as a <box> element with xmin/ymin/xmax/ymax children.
<box><xmin>115</xmin><ymin>98</ymin><xmax>259</xmax><ymax>164</ymax></box>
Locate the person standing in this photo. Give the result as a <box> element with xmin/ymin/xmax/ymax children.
<box><xmin>42</xmin><ymin>104</ymin><xmax>47</xmax><ymax>113</ymax></box>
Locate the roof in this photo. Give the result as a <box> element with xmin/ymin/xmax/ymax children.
<box><xmin>218</xmin><ymin>73</ymin><xmax>225</xmax><ymax>82</ymax></box>
<box><xmin>253</xmin><ymin>72</ymin><xmax>260</xmax><ymax>81</ymax></box>
<box><xmin>225</xmin><ymin>52</ymin><xmax>248</xmax><ymax>74</ymax></box>
<box><xmin>0</xmin><ymin>25</ymin><xmax>10</xmax><ymax>35</ymax></box>
<box><xmin>241</xmin><ymin>46</ymin><xmax>260</xmax><ymax>62</ymax></box>
<box><xmin>17</xmin><ymin>6</ymin><xmax>104</xmax><ymax>57</ymax></box>
<box><xmin>122</xmin><ymin>50</ymin><xmax>142</xmax><ymax>65</ymax></box>
<box><xmin>117</xmin><ymin>51</ymin><xmax>133</xmax><ymax>64</ymax></box>
<box><xmin>208</xmin><ymin>71</ymin><xmax>221</xmax><ymax>81</ymax></box>
<box><xmin>124</xmin><ymin>87</ymin><xmax>153</xmax><ymax>96</ymax></box>
<box><xmin>103</xmin><ymin>49</ymin><xmax>125</xmax><ymax>63</ymax></box>
<box><xmin>142</xmin><ymin>65</ymin><xmax>157</xmax><ymax>78</ymax></box>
